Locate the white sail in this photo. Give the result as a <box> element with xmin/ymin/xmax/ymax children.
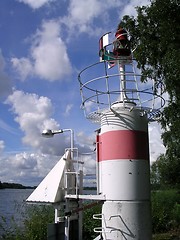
<box><xmin>26</xmin><ymin>150</ymin><xmax>71</xmax><ymax>203</ymax></box>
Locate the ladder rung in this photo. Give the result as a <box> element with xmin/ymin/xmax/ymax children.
<box><xmin>93</xmin><ymin>227</ymin><xmax>111</xmax><ymax>234</ymax></box>
<box><xmin>93</xmin><ymin>214</ymin><xmax>103</xmax><ymax>220</ymax></box>
<box><xmin>94</xmin><ymin>227</ymin><xmax>104</xmax><ymax>233</ymax></box>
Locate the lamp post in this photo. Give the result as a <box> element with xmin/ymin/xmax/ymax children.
<box><xmin>42</xmin><ymin>128</ymin><xmax>74</xmax><ymax>154</ymax></box>
<box><xmin>42</xmin><ymin>128</ymin><xmax>74</xmax><ymax>240</ymax></box>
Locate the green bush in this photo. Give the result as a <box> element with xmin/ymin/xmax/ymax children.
<box><xmin>153</xmin><ymin>232</ymin><xmax>180</xmax><ymax>240</ymax></box>
<box><xmin>0</xmin><ymin>205</ymin><xmax>54</xmax><ymax>240</ymax></box>
<box><xmin>83</xmin><ymin>203</ymin><xmax>102</xmax><ymax>240</ymax></box>
<box><xmin>23</xmin><ymin>205</ymin><xmax>54</xmax><ymax>240</ymax></box>
<box><xmin>151</xmin><ymin>189</ymin><xmax>180</xmax><ymax>234</ymax></box>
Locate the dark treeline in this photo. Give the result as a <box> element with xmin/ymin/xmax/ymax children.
<box><xmin>0</xmin><ymin>181</ymin><xmax>35</xmax><ymax>189</ymax></box>
<box><xmin>0</xmin><ymin>181</ymin><xmax>95</xmax><ymax>190</ymax></box>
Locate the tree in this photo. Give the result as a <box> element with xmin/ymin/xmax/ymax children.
<box><xmin>120</xmin><ymin>0</ymin><xmax>180</xmax><ymax>187</ymax></box>
<box><xmin>151</xmin><ymin>154</ymin><xmax>180</xmax><ymax>189</ymax></box>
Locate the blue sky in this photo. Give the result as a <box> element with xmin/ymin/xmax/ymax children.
<box><xmin>0</xmin><ymin>0</ymin><xmax>165</xmax><ymax>186</ymax></box>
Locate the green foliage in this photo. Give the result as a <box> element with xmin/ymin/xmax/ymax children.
<box><xmin>151</xmin><ymin>154</ymin><xmax>180</xmax><ymax>189</ymax></box>
<box><xmin>0</xmin><ymin>215</ymin><xmax>23</xmax><ymax>240</ymax></box>
<box><xmin>23</xmin><ymin>205</ymin><xmax>54</xmax><ymax>240</ymax></box>
<box><xmin>83</xmin><ymin>202</ymin><xmax>102</xmax><ymax>240</ymax></box>
<box><xmin>151</xmin><ymin>161</ymin><xmax>161</xmax><ymax>190</ymax></box>
<box><xmin>120</xmin><ymin>0</ymin><xmax>180</xmax><ymax>187</ymax></box>
<box><xmin>1</xmin><ymin>193</ymin><xmax>180</xmax><ymax>239</ymax></box>
<box><xmin>153</xmin><ymin>232</ymin><xmax>180</xmax><ymax>240</ymax></box>
<box><xmin>0</xmin><ymin>205</ymin><xmax>54</xmax><ymax>240</ymax></box>
<box><xmin>151</xmin><ymin>190</ymin><xmax>180</xmax><ymax>234</ymax></box>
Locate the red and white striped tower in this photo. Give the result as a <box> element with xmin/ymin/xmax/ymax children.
<box><xmin>78</xmin><ymin>29</ymin><xmax>165</xmax><ymax>239</ymax></box>
<box><xmin>96</xmin><ymin>102</ymin><xmax>151</xmax><ymax>239</ymax></box>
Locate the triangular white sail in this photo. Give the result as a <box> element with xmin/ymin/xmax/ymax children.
<box><xmin>26</xmin><ymin>150</ymin><xmax>71</xmax><ymax>203</ymax></box>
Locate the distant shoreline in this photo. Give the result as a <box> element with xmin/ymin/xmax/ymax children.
<box><xmin>0</xmin><ymin>181</ymin><xmax>36</xmax><ymax>189</ymax></box>
<box><xmin>0</xmin><ymin>181</ymin><xmax>96</xmax><ymax>190</ymax></box>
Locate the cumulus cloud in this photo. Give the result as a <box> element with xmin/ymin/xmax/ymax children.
<box><xmin>61</xmin><ymin>0</ymin><xmax>150</xmax><ymax>37</ymax></box>
<box><xmin>12</xmin><ymin>0</ymin><xmax>151</xmax><ymax>83</ymax></box>
<box><xmin>0</xmin><ymin>152</ymin><xmax>60</xmax><ymax>185</ymax></box>
<box><xmin>5</xmin><ymin>90</ymin><xmax>66</xmax><ymax>154</ymax></box>
<box><xmin>0</xmin><ymin>50</ymin><xmax>12</xmax><ymax>97</ymax></box>
<box><xmin>3</xmin><ymin>90</ymin><xmax>94</xmax><ymax>185</ymax></box>
<box><xmin>149</xmin><ymin>122</ymin><xmax>165</xmax><ymax>163</ymax></box>
<box><xmin>120</xmin><ymin>0</ymin><xmax>150</xmax><ymax>17</ymax></box>
<box><xmin>0</xmin><ymin>140</ymin><xmax>5</xmax><ymax>153</ymax></box>
<box><xmin>62</xmin><ymin>0</ymin><xmax>124</xmax><ymax>36</ymax></box>
<box><xmin>3</xmin><ymin>0</ymin><xmax>160</xmax><ymax>187</ymax></box>
<box><xmin>17</xmin><ymin>0</ymin><xmax>54</xmax><ymax>9</ymax></box>
<box><xmin>11</xmin><ymin>20</ymin><xmax>72</xmax><ymax>81</ymax></box>
<box><xmin>77</xmin><ymin>131</ymin><xmax>95</xmax><ymax>150</ymax></box>
<box><xmin>11</xmin><ymin>57</ymin><xmax>33</xmax><ymax>81</ymax></box>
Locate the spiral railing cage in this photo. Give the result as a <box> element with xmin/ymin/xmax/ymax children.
<box><xmin>78</xmin><ymin>30</ymin><xmax>165</xmax><ymax>123</ymax></box>
<box><xmin>78</xmin><ymin>59</ymin><xmax>165</xmax><ymax>123</ymax></box>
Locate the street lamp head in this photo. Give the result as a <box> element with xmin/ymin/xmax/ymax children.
<box><xmin>41</xmin><ymin>128</ymin><xmax>74</xmax><ymax>156</ymax></box>
<box><xmin>42</xmin><ymin>129</ymin><xmax>54</xmax><ymax>138</ymax></box>
<box><xmin>42</xmin><ymin>129</ymin><xmax>65</xmax><ymax>138</ymax></box>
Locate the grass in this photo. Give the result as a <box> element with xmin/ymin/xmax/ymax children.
<box><xmin>153</xmin><ymin>231</ymin><xmax>180</xmax><ymax>240</ymax></box>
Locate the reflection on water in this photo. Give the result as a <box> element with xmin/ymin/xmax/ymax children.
<box><xmin>0</xmin><ymin>188</ymin><xmax>96</xmax><ymax>236</ymax></box>
<box><xmin>0</xmin><ymin>189</ymin><xmax>33</xmax><ymax>235</ymax></box>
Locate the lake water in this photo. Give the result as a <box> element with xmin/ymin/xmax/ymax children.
<box><xmin>0</xmin><ymin>189</ymin><xmax>33</xmax><ymax>236</ymax></box>
<box><xmin>0</xmin><ymin>188</ymin><xmax>96</xmax><ymax>236</ymax></box>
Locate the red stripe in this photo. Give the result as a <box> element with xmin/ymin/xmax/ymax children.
<box><xmin>99</xmin><ymin>37</ymin><xmax>103</xmax><ymax>50</ymax></box>
<box><xmin>97</xmin><ymin>130</ymin><xmax>149</xmax><ymax>161</ymax></box>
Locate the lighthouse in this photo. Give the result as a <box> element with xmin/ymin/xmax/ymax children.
<box><xmin>78</xmin><ymin>27</ymin><xmax>165</xmax><ymax>239</ymax></box>
<box><xmin>96</xmin><ymin>104</ymin><xmax>151</xmax><ymax>239</ymax></box>
<box><xmin>26</xmin><ymin>27</ymin><xmax>165</xmax><ymax>240</ymax></box>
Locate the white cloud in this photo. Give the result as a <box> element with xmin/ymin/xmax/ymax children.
<box><xmin>11</xmin><ymin>57</ymin><xmax>33</xmax><ymax>81</ymax></box>
<box><xmin>64</xmin><ymin>104</ymin><xmax>73</xmax><ymax>116</ymax></box>
<box><xmin>149</xmin><ymin>122</ymin><xmax>165</xmax><ymax>163</ymax></box>
<box><xmin>74</xmin><ymin>131</ymin><xmax>96</xmax><ymax>178</ymax></box>
<box><xmin>0</xmin><ymin>49</ymin><xmax>12</xmax><ymax>97</ymax></box>
<box><xmin>0</xmin><ymin>131</ymin><xmax>95</xmax><ymax>186</ymax></box>
<box><xmin>120</xmin><ymin>0</ymin><xmax>150</xmax><ymax>17</ymax></box>
<box><xmin>62</xmin><ymin>0</ymin><xmax>124</xmax><ymax>36</ymax></box>
<box><xmin>0</xmin><ymin>140</ymin><xmax>5</xmax><ymax>153</ymax></box>
<box><xmin>61</xmin><ymin>0</ymin><xmax>150</xmax><ymax>37</ymax></box>
<box><xmin>68</xmin><ymin>0</ymin><xmax>102</xmax><ymax>25</ymax></box>
<box><xmin>83</xmin><ymin>154</ymin><xmax>96</xmax><ymax>172</ymax></box>
<box><xmin>17</xmin><ymin>0</ymin><xmax>54</xmax><ymax>9</ymax></box>
<box><xmin>6</xmin><ymin>90</ymin><xmax>61</xmax><ymax>152</ymax></box>
<box><xmin>11</xmin><ymin>20</ymin><xmax>72</xmax><ymax>81</ymax></box>
<box><xmin>77</xmin><ymin>131</ymin><xmax>95</xmax><ymax>150</ymax></box>
<box><xmin>11</xmin><ymin>0</ymin><xmax>152</xmax><ymax>85</ymax></box>
<box><xmin>5</xmin><ymin>90</ymin><xmax>79</xmax><ymax>157</ymax></box>
<box><xmin>3</xmin><ymin>90</ymin><xmax>95</xmax><ymax>185</ymax></box>
<box><xmin>0</xmin><ymin>152</ymin><xmax>59</xmax><ymax>185</ymax></box>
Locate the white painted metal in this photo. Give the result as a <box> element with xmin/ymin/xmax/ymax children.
<box><xmin>97</xmin><ymin>102</ymin><xmax>152</xmax><ymax>239</ymax></box>
<box><xmin>101</xmin><ymin>103</ymin><xmax>148</xmax><ymax>133</ymax></box>
<box><xmin>26</xmin><ymin>150</ymin><xmax>71</xmax><ymax>203</ymax></box>
<box><xmin>119</xmin><ymin>63</ymin><xmax>128</xmax><ymax>101</ymax></box>
<box><xmin>99</xmin><ymin>159</ymin><xmax>150</xmax><ymax>201</ymax></box>
<box><xmin>93</xmin><ymin>235</ymin><xmax>102</xmax><ymax>240</ymax></box>
<box><xmin>65</xmin><ymin>194</ymin><xmax>106</xmax><ymax>201</ymax></box>
<box><xmin>101</xmin><ymin>201</ymin><xmax>151</xmax><ymax>240</ymax></box>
